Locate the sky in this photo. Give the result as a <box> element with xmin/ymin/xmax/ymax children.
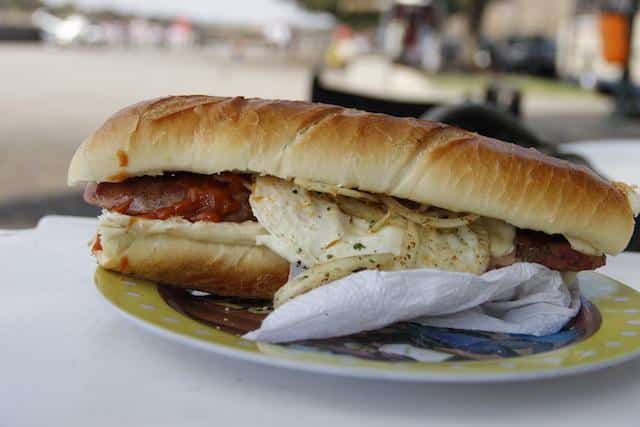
<box><xmin>43</xmin><ymin>0</ymin><xmax>334</xmax><ymax>28</ymax></box>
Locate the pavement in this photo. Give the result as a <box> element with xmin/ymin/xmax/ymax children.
<box><xmin>2</xmin><ymin>43</ymin><xmax>640</xmax><ymax>228</ymax></box>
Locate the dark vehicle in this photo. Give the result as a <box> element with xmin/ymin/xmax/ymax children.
<box><xmin>0</xmin><ymin>25</ymin><xmax>41</xmax><ymax>41</ymax></box>
<box><xmin>497</xmin><ymin>35</ymin><xmax>556</xmax><ymax>76</ymax></box>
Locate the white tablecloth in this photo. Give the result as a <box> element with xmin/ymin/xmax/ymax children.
<box><xmin>558</xmin><ymin>140</ymin><xmax>640</xmax><ymax>184</ymax></box>
<box><xmin>2</xmin><ymin>216</ymin><xmax>640</xmax><ymax>427</ymax></box>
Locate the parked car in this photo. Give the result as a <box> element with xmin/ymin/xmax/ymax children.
<box><xmin>496</xmin><ymin>35</ymin><xmax>557</xmax><ymax>76</ymax></box>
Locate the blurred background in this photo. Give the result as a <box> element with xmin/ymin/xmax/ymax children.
<box><xmin>1</xmin><ymin>0</ymin><xmax>639</xmax><ymax>249</ymax></box>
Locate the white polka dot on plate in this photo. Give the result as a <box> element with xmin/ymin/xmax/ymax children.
<box><xmin>541</xmin><ymin>357</ymin><xmax>562</xmax><ymax>365</ymax></box>
<box><xmin>627</xmin><ymin>320</ymin><xmax>640</xmax><ymax>325</ymax></box>
<box><xmin>621</xmin><ymin>331</ymin><xmax>638</xmax><ymax>337</ymax></box>
<box><xmin>614</xmin><ymin>297</ymin><xmax>629</xmax><ymax>302</ymax></box>
<box><xmin>448</xmin><ymin>364</ymin><xmax>466</xmax><ymax>370</ymax></box>
<box><xmin>194</xmin><ymin>329</ymin><xmax>212</xmax><ymax>336</ymax></box>
<box><xmin>606</xmin><ymin>341</ymin><xmax>622</xmax><ymax>347</ymax></box>
<box><xmin>499</xmin><ymin>361</ymin><xmax>515</xmax><ymax>369</ymax></box>
<box><xmin>625</xmin><ymin>309</ymin><xmax>640</xmax><ymax>314</ymax></box>
<box><xmin>126</xmin><ymin>291</ymin><xmax>141</xmax><ymax>297</ymax></box>
<box><xmin>162</xmin><ymin>316</ymin><xmax>178</xmax><ymax>324</ymax></box>
<box><xmin>140</xmin><ymin>304</ymin><xmax>155</xmax><ymax>310</ymax></box>
<box><xmin>122</xmin><ymin>280</ymin><xmax>137</xmax><ymax>287</ymax></box>
<box><xmin>576</xmin><ymin>350</ymin><xmax>597</xmax><ymax>358</ymax></box>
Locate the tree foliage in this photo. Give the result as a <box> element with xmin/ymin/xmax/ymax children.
<box><xmin>295</xmin><ymin>0</ymin><xmax>339</xmax><ymax>14</ymax></box>
<box><xmin>294</xmin><ymin>0</ymin><xmax>493</xmax><ymax>30</ymax></box>
<box><xmin>0</xmin><ymin>0</ymin><xmax>44</xmax><ymax>10</ymax></box>
<box><xmin>295</xmin><ymin>0</ymin><xmax>377</xmax><ymax>28</ymax></box>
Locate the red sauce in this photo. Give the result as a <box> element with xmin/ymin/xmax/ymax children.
<box><xmin>108</xmin><ymin>172</ymin><xmax>130</xmax><ymax>182</ymax></box>
<box><xmin>117</xmin><ymin>150</ymin><xmax>129</xmax><ymax>167</ymax></box>
<box><xmin>85</xmin><ymin>172</ymin><xmax>255</xmax><ymax>223</ymax></box>
<box><xmin>120</xmin><ymin>256</ymin><xmax>129</xmax><ymax>271</ymax></box>
<box><xmin>91</xmin><ymin>234</ymin><xmax>102</xmax><ymax>252</ymax></box>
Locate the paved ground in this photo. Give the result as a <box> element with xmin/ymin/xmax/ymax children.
<box><xmin>1</xmin><ymin>44</ymin><xmax>640</xmax><ymax>228</ymax></box>
<box><xmin>0</xmin><ymin>44</ymin><xmax>311</xmax><ymax>197</ymax></box>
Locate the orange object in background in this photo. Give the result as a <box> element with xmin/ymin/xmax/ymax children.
<box><xmin>600</xmin><ymin>12</ymin><xmax>631</xmax><ymax>64</ymax></box>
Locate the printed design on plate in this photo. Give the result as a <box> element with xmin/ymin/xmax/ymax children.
<box><xmin>158</xmin><ymin>285</ymin><xmax>601</xmax><ymax>362</ymax></box>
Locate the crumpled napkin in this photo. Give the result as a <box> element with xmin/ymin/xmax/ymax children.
<box><xmin>244</xmin><ymin>263</ymin><xmax>581</xmax><ymax>343</ymax></box>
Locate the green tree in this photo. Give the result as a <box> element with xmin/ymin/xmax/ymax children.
<box><xmin>295</xmin><ymin>0</ymin><xmax>339</xmax><ymax>14</ymax></box>
<box><xmin>0</xmin><ymin>0</ymin><xmax>43</xmax><ymax>10</ymax></box>
<box><xmin>295</xmin><ymin>0</ymin><xmax>493</xmax><ymax>41</ymax></box>
<box><xmin>295</xmin><ymin>0</ymin><xmax>378</xmax><ymax>28</ymax></box>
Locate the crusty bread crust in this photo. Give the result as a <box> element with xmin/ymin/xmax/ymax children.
<box><xmin>95</xmin><ymin>214</ymin><xmax>289</xmax><ymax>299</ymax></box>
<box><xmin>69</xmin><ymin>95</ymin><xmax>635</xmax><ymax>254</ymax></box>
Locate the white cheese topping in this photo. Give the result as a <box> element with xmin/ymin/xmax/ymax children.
<box><xmin>477</xmin><ymin>217</ymin><xmax>516</xmax><ymax>257</ymax></box>
<box><xmin>565</xmin><ymin>236</ymin><xmax>603</xmax><ymax>256</ymax></box>
<box><xmin>250</xmin><ymin>176</ymin><xmax>405</xmax><ymax>266</ymax></box>
<box><xmin>250</xmin><ymin>176</ymin><xmax>491</xmax><ymax>274</ymax></box>
<box><xmin>624</xmin><ymin>184</ymin><xmax>640</xmax><ymax>216</ymax></box>
<box><xmin>98</xmin><ymin>211</ymin><xmax>265</xmax><ymax>246</ymax></box>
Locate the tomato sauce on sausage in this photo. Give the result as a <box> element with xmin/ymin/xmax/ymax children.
<box><xmin>84</xmin><ymin>172</ymin><xmax>255</xmax><ymax>223</ymax></box>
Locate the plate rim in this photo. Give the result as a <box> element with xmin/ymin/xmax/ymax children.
<box><xmin>94</xmin><ymin>269</ymin><xmax>640</xmax><ymax>383</ymax></box>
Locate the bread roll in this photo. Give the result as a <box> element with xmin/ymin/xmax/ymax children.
<box><xmin>95</xmin><ymin>212</ymin><xmax>289</xmax><ymax>299</ymax></box>
<box><xmin>69</xmin><ymin>95</ymin><xmax>637</xmax><ymax>254</ymax></box>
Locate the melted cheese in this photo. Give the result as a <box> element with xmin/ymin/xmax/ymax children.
<box><xmin>565</xmin><ymin>236</ymin><xmax>603</xmax><ymax>256</ymax></box>
<box><xmin>98</xmin><ymin>211</ymin><xmax>264</xmax><ymax>246</ymax></box>
<box><xmin>477</xmin><ymin>217</ymin><xmax>515</xmax><ymax>257</ymax></box>
<box><xmin>626</xmin><ymin>186</ymin><xmax>640</xmax><ymax>216</ymax></box>
<box><xmin>250</xmin><ymin>176</ymin><xmax>491</xmax><ymax>274</ymax></box>
<box><xmin>479</xmin><ymin>216</ymin><xmax>602</xmax><ymax>257</ymax></box>
<box><xmin>419</xmin><ymin>225</ymin><xmax>489</xmax><ymax>274</ymax></box>
<box><xmin>250</xmin><ymin>176</ymin><xmax>405</xmax><ymax>266</ymax></box>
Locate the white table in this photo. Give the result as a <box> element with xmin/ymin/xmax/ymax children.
<box><xmin>2</xmin><ymin>215</ymin><xmax>640</xmax><ymax>427</ymax></box>
<box><xmin>558</xmin><ymin>139</ymin><xmax>640</xmax><ymax>184</ymax></box>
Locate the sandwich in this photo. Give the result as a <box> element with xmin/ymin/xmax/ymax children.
<box><xmin>68</xmin><ymin>95</ymin><xmax>639</xmax><ymax>307</ymax></box>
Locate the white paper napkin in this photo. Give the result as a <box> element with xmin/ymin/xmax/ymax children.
<box><xmin>244</xmin><ymin>263</ymin><xmax>581</xmax><ymax>343</ymax></box>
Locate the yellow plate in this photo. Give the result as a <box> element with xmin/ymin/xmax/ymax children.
<box><xmin>95</xmin><ymin>268</ymin><xmax>640</xmax><ymax>382</ymax></box>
